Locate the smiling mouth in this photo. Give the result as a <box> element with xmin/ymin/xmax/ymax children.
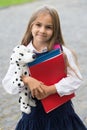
<box><xmin>37</xmin><ymin>34</ymin><xmax>46</xmax><ymax>38</ymax></box>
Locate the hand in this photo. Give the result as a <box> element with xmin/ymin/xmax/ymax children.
<box><xmin>35</xmin><ymin>84</ymin><xmax>57</xmax><ymax>100</ymax></box>
<box><xmin>22</xmin><ymin>76</ymin><xmax>45</xmax><ymax>98</ymax></box>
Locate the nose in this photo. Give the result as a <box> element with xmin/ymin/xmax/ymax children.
<box><xmin>32</xmin><ymin>54</ymin><xmax>37</xmax><ymax>59</ymax></box>
<box><xmin>40</xmin><ymin>26</ymin><xmax>45</xmax><ymax>33</ymax></box>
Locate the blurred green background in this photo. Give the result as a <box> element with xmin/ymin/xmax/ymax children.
<box><xmin>0</xmin><ymin>0</ymin><xmax>35</xmax><ymax>7</ymax></box>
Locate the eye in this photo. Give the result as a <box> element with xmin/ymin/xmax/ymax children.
<box><xmin>45</xmin><ymin>26</ymin><xmax>53</xmax><ymax>30</ymax></box>
<box><xmin>35</xmin><ymin>23</ymin><xmax>41</xmax><ymax>27</ymax></box>
<box><xmin>19</xmin><ymin>53</ymin><xmax>24</xmax><ymax>56</ymax></box>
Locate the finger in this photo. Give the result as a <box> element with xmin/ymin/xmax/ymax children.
<box><xmin>40</xmin><ymin>82</ymin><xmax>44</xmax><ymax>85</ymax></box>
<box><xmin>31</xmin><ymin>89</ymin><xmax>35</xmax><ymax>98</ymax></box>
<box><xmin>38</xmin><ymin>86</ymin><xmax>44</xmax><ymax>93</ymax></box>
<box><xmin>37</xmin><ymin>83</ymin><xmax>45</xmax><ymax>93</ymax></box>
<box><xmin>35</xmin><ymin>91</ymin><xmax>42</xmax><ymax>100</ymax></box>
<box><xmin>34</xmin><ymin>89</ymin><xmax>39</xmax><ymax>98</ymax></box>
<box><xmin>21</xmin><ymin>75</ymin><xmax>25</xmax><ymax>78</ymax></box>
<box><xmin>21</xmin><ymin>75</ymin><xmax>26</xmax><ymax>81</ymax></box>
<box><xmin>32</xmin><ymin>89</ymin><xmax>40</xmax><ymax>98</ymax></box>
<box><xmin>40</xmin><ymin>85</ymin><xmax>47</xmax><ymax>94</ymax></box>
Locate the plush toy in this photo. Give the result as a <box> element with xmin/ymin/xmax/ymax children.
<box><xmin>10</xmin><ymin>44</ymin><xmax>36</xmax><ymax>114</ymax></box>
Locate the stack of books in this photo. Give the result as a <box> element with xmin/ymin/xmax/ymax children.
<box><xmin>28</xmin><ymin>49</ymin><xmax>75</xmax><ymax>113</ymax></box>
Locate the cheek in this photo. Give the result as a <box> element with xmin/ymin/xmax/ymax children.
<box><xmin>31</xmin><ymin>26</ymin><xmax>37</xmax><ymax>36</ymax></box>
<box><xmin>31</xmin><ymin>30</ymin><xmax>34</xmax><ymax>36</ymax></box>
<box><xmin>31</xmin><ymin>25</ymin><xmax>34</xmax><ymax>34</ymax></box>
<box><xmin>48</xmin><ymin>30</ymin><xmax>53</xmax><ymax>38</ymax></box>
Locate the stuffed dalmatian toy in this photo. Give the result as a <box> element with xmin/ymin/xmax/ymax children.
<box><xmin>10</xmin><ymin>44</ymin><xmax>36</xmax><ymax>114</ymax></box>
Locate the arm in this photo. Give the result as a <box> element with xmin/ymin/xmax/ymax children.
<box><xmin>55</xmin><ymin>46</ymin><xmax>83</xmax><ymax>97</ymax></box>
<box><xmin>32</xmin><ymin>46</ymin><xmax>83</xmax><ymax>99</ymax></box>
<box><xmin>22</xmin><ymin>46</ymin><xmax>83</xmax><ymax>100</ymax></box>
<box><xmin>22</xmin><ymin>75</ymin><xmax>57</xmax><ymax>100</ymax></box>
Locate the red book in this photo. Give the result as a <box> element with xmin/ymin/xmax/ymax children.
<box><xmin>29</xmin><ymin>53</ymin><xmax>75</xmax><ymax>113</ymax></box>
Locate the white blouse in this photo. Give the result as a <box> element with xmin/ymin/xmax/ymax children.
<box><xmin>2</xmin><ymin>42</ymin><xmax>83</xmax><ymax>96</ymax></box>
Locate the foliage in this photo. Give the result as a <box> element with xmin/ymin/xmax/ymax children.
<box><xmin>0</xmin><ymin>0</ymin><xmax>35</xmax><ymax>7</ymax></box>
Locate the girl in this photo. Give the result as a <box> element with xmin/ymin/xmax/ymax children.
<box><xmin>2</xmin><ymin>6</ymin><xmax>87</xmax><ymax>130</ymax></box>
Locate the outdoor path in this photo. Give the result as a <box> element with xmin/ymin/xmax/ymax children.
<box><xmin>0</xmin><ymin>0</ymin><xmax>87</xmax><ymax>129</ymax></box>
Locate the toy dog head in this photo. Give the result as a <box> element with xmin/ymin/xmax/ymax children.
<box><xmin>10</xmin><ymin>45</ymin><xmax>36</xmax><ymax>65</ymax></box>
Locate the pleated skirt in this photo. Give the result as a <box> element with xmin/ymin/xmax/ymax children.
<box><xmin>15</xmin><ymin>100</ymin><xmax>87</xmax><ymax>130</ymax></box>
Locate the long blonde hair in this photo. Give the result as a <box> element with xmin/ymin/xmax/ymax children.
<box><xmin>21</xmin><ymin>6</ymin><xmax>81</xmax><ymax>79</ymax></box>
<box><xmin>21</xmin><ymin>6</ymin><xmax>65</xmax><ymax>50</ymax></box>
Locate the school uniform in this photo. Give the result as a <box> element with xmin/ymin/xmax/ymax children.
<box><xmin>2</xmin><ymin>42</ymin><xmax>87</xmax><ymax>130</ymax></box>
<box><xmin>15</xmin><ymin>100</ymin><xmax>87</xmax><ymax>130</ymax></box>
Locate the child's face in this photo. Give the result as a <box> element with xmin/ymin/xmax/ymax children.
<box><xmin>31</xmin><ymin>13</ymin><xmax>53</xmax><ymax>44</ymax></box>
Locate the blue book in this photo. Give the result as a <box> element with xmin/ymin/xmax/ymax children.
<box><xmin>28</xmin><ymin>48</ymin><xmax>61</xmax><ymax>67</ymax></box>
